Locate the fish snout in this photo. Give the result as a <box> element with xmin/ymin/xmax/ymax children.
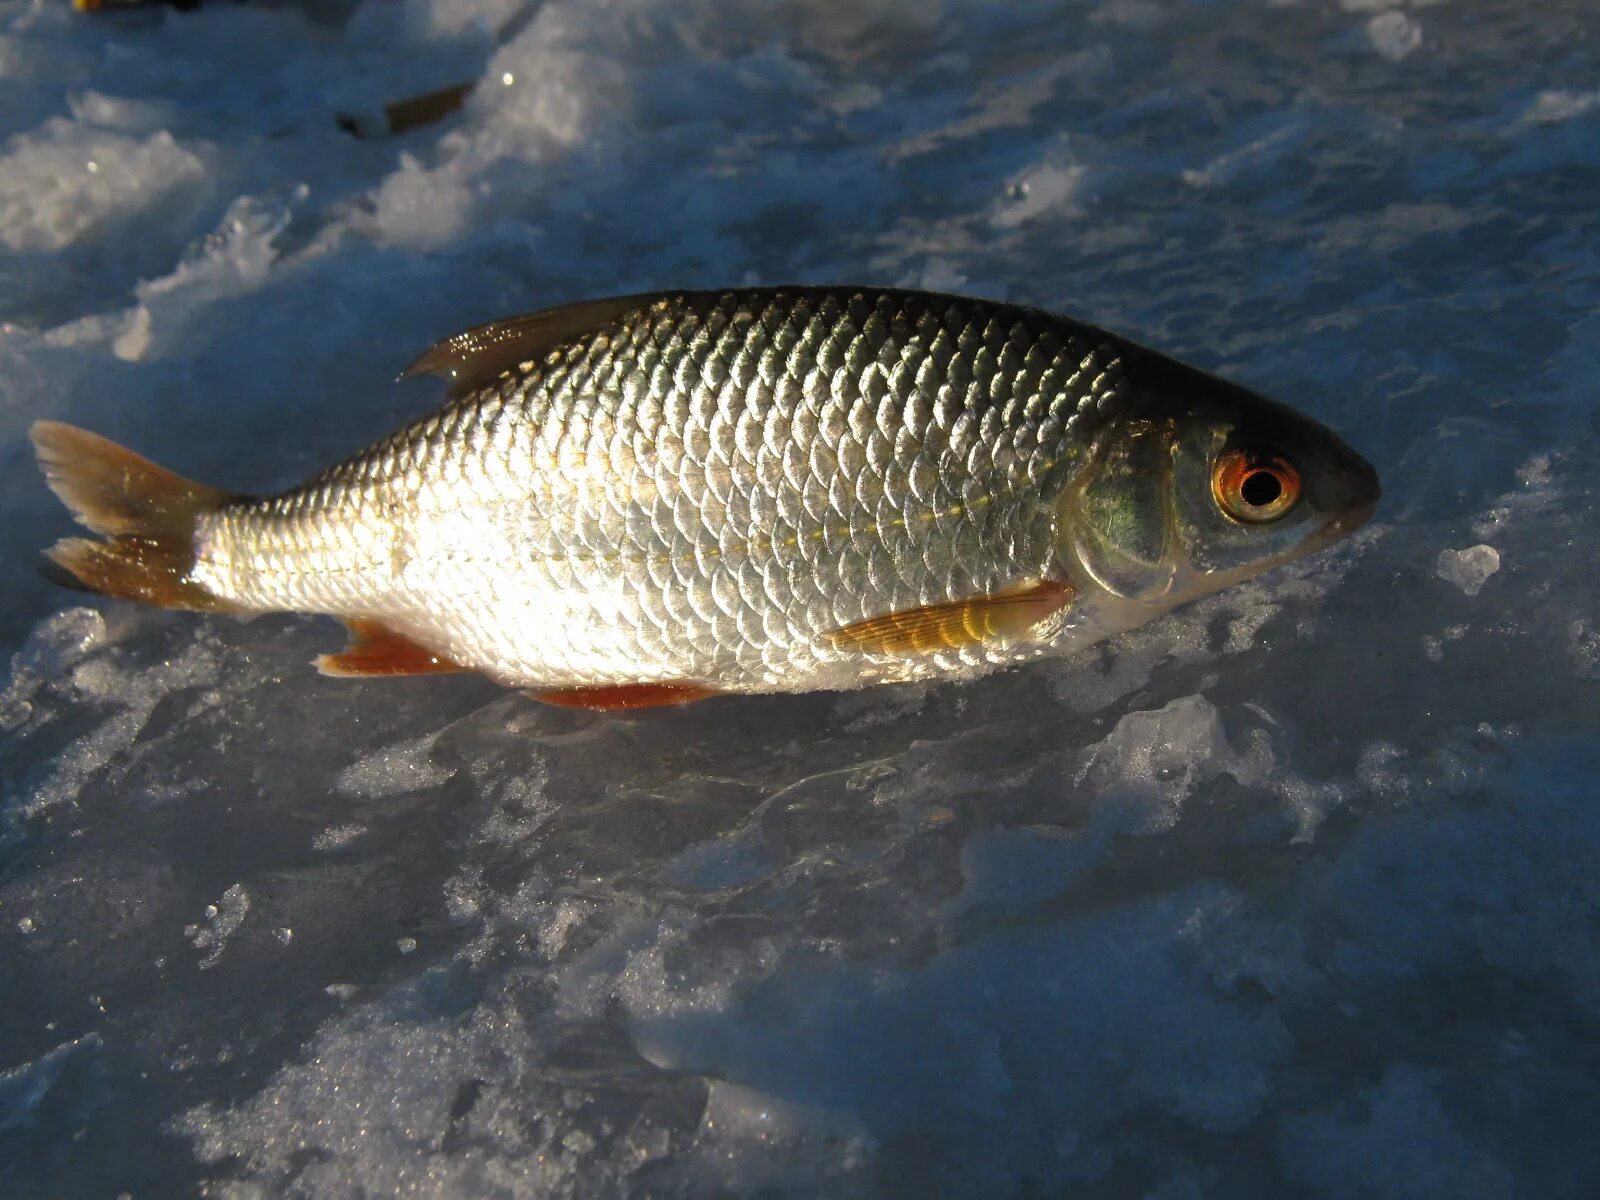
<box><xmin>1312</xmin><ymin>453</ymin><xmax>1381</xmax><ymax>546</ymax></box>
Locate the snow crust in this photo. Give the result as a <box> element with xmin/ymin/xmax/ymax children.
<box><xmin>3</xmin><ymin>0</ymin><xmax>1598</xmax><ymax>1196</ymax></box>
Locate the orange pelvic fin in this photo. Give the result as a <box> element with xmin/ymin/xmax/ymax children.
<box><xmin>316</xmin><ymin>619</ymin><xmax>465</xmax><ymax>677</ymax></box>
<box><xmin>824</xmin><ymin>579</ymin><xmax>1076</xmax><ymax>656</ymax></box>
<box><xmin>528</xmin><ymin>682</ymin><xmax>722</xmax><ymax>711</ymax></box>
<box><xmin>32</xmin><ymin>420</ymin><xmax>241</xmax><ymax>612</ymax></box>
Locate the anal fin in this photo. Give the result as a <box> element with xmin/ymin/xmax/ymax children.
<box><xmin>316</xmin><ymin>619</ymin><xmax>465</xmax><ymax>678</ymax></box>
<box><xmin>528</xmin><ymin>682</ymin><xmax>722</xmax><ymax>711</ymax></box>
<box><xmin>824</xmin><ymin>579</ymin><xmax>1075</xmax><ymax>656</ymax></box>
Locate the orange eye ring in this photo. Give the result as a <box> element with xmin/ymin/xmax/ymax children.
<box><xmin>1212</xmin><ymin>450</ymin><xmax>1301</xmax><ymax>524</ymax></box>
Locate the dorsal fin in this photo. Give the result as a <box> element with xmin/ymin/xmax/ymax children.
<box><xmin>400</xmin><ymin>294</ymin><xmax>666</xmax><ymax>397</ymax></box>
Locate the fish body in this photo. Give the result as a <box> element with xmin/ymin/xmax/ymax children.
<box><xmin>32</xmin><ymin>287</ymin><xmax>1379</xmax><ymax>707</ymax></box>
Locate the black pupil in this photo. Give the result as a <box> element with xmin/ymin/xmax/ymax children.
<box><xmin>1240</xmin><ymin>470</ymin><xmax>1282</xmax><ymax>508</ymax></box>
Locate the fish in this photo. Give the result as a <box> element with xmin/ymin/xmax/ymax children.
<box><xmin>30</xmin><ymin>287</ymin><xmax>1379</xmax><ymax>710</ymax></box>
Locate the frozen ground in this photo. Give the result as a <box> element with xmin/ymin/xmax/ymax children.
<box><xmin>2</xmin><ymin>0</ymin><xmax>1598</xmax><ymax>1195</ymax></box>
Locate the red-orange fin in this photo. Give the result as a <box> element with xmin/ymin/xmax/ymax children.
<box><xmin>823</xmin><ymin>579</ymin><xmax>1076</xmax><ymax>655</ymax></box>
<box><xmin>528</xmin><ymin>682</ymin><xmax>722</xmax><ymax>711</ymax></box>
<box><xmin>315</xmin><ymin>619</ymin><xmax>465</xmax><ymax>678</ymax></box>
<box><xmin>31</xmin><ymin>420</ymin><xmax>242</xmax><ymax>612</ymax></box>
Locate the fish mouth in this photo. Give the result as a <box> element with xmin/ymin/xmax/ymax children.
<box><xmin>1307</xmin><ymin>480</ymin><xmax>1380</xmax><ymax>551</ymax></box>
<box><xmin>1320</xmin><ymin>496</ymin><xmax>1378</xmax><ymax>542</ymax></box>
<box><xmin>1309</xmin><ymin>455</ymin><xmax>1381</xmax><ymax>548</ymax></box>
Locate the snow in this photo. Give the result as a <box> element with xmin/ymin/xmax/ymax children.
<box><xmin>3</xmin><ymin>0</ymin><xmax>1599</xmax><ymax>1196</ymax></box>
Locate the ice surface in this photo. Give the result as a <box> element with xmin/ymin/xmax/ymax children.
<box><xmin>3</xmin><ymin>0</ymin><xmax>1599</xmax><ymax>1196</ymax></box>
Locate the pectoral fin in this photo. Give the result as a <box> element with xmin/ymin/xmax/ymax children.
<box><xmin>823</xmin><ymin>580</ymin><xmax>1075</xmax><ymax>656</ymax></box>
<box><xmin>528</xmin><ymin>682</ymin><xmax>723</xmax><ymax>711</ymax></box>
<box><xmin>316</xmin><ymin>619</ymin><xmax>465</xmax><ymax>677</ymax></box>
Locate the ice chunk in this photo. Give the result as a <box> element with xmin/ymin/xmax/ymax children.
<box><xmin>990</xmin><ymin>158</ymin><xmax>1087</xmax><ymax>227</ymax></box>
<box><xmin>912</xmin><ymin>255</ymin><xmax>969</xmax><ymax>293</ymax></box>
<box><xmin>1436</xmin><ymin>544</ymin><xmax>1501</xmax><ymax>595</ymax></box>
<box><xmin>1367</xmin><ymin>11</ymin><xmax>1423</xmax><ymax>62</ymax></box>
<box><xmin>1077</xmin><ymin>695</ymin><xmax>1274</xmax><ymax>835</ymax></box>
<box><xmin>185</xmin><ymin>883</ymin><xmax>250</xmax><ymax>970</ymax></box>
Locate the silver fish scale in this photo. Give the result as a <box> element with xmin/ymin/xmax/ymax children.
<box><xmin>195</xmin><ymin>289</ymin><xmax>1131</xmax><ymax>690</ymax></box>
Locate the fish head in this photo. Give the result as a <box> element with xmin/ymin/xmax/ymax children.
<box><xmin>1060</xmin><ymin>355</ymin><xmax>1380</xmax><ymax>607</ymax></box>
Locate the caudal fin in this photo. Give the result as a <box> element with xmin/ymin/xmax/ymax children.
<box><xmin>31</xmin><ymin>421</ymin><xmax>240</xmax><ymax>612</ymax></box>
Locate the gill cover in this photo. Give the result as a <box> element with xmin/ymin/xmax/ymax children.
<box><xmin>1067</xmin><ymin>419</ymin><xmax>1181</xmax><ymax>600</ymax></box>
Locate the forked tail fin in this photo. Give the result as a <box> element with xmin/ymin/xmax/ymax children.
<box><xmin>31</xmin><ymin>420</ymin><xmax>241</xmax><ymax>612</ymax></box>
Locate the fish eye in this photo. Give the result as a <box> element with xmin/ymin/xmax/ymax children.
<box><xmin>1212</xmin><ymin>449</ymin><xmax>1301</xmax><ymax>524</ymax></box>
